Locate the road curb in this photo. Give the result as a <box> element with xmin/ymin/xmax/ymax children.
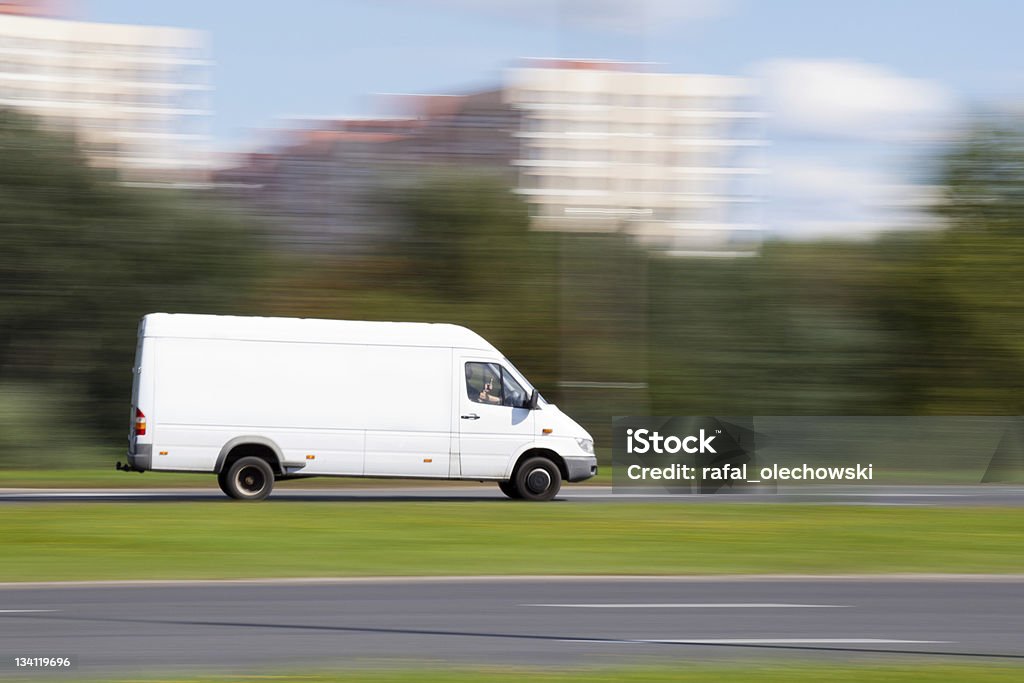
<box><xmin>2</xmin><ymin>574</ymin><xmax>1024</xmax><ymax>589</ymax></box>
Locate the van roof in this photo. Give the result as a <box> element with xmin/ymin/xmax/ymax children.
<box><xmin>141</xmin><ymin>313</ymin><xmax>498</xmax><ymax>352</ymax></box>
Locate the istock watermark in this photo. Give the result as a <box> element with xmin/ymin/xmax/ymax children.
<box><xmin>626</xmin><ymin>427</ymin><xmax>718</xmax><ymax>454</ymax></box>
<box><xmin>611</xmin><ymin>416</ymin><xmax>1024</xmax><ymax>494</ymax></box>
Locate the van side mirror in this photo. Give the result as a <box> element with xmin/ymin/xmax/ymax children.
<box><xmin>528</xmin><ymin>389</ymin><xmax>539</xmax><ymax>410</ymax></box>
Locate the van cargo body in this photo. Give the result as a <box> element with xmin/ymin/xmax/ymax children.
<box><xmin>124</xmin><ymin>313</ymin><xmax>597</xmax><ymax>500</ymax></box>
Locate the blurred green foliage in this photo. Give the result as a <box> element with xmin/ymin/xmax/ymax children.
<box><xmin>642</xmin><ymin>126</ymin><xmax>1024</xmax><ymax>419</ymax></box>
<box><xmin>1</xmin><ymin>109</ymin><xmax>1022</xmax><ymax>470</ymax></box>
<box><xmin>0</xmin><ymin>382</ymin><xmax>93</xmax><ymax>468</ymax></box>
<box><xmin>0</xmin><ymin>110</ymin><xmax>264</xmax><ymax>461</ymax></box>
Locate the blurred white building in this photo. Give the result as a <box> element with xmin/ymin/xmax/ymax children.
<box><xmin>217</xmin><ymin>58</ymin><xmax>765</xmax><ymax>254</ymax></box>
<box><xmin>0</xmin><ymin>5</ymin><xmax>211</xmax><ymax>182</ymax></box>
<box><xmin>506</xmin><ymin>59</ymin><xmax>765</xmax><ymax>254</ymax></box>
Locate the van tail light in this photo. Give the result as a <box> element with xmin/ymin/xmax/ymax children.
<box><xmin>134</xmin><ymin>408</ymin><xmax>147</xmax><ymax>436</ymax></box>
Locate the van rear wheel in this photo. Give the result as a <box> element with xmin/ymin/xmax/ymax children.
<box><xmin>513</xmin><ymin>457</ymin><xmax>561</xmax><ymax>501</ymax></box>
<box><xmin>498</xmin><ymin>481</ymin><xmax>522</xmax><ymax>499</ymax></box>
<box><xmin>224</xmin><ymin>456</ymin><xmax>274</xmax><ymax>501</ymax></box>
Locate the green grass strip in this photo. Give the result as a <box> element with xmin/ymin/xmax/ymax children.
<box><xmin>1</xmin><ymin>502</ymin><xmax>1022</xmax><ymax>581</ymax></box>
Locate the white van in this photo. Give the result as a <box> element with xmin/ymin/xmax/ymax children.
<box><xmin>120</xmin><ymin>313</ymin><xmax>597</xmax><ymax>500</ymax></box>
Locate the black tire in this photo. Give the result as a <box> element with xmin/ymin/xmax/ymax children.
<box><xmin>498</xmin><ymin>480</ymin><xmax>522</xmax><ymax>500</ymax></box>
<box><xmin>217</xmin><ymin>469</ymin><xmax>239</xmax><ymax>499</ymax></box>
<box><xmin>513</xmin><ymin>456</ymin><xmax>561</xmax><ymax>501</ymax></box>
<box><xmin>223</xmin><ymin>456</ymin><xmax>274</xmax><ymax>501</ymax></box>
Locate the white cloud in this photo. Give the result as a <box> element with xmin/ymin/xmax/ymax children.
<box><xmin>413</xmin><ymin>0</ymin><xmax>732</xmax><ymax>34</ymax></box>
<box><xmin>757</xmin><ymin>59</ymin><xmax>958</xmax><ymax>141</ymax></box>
<box><xmin>754</xmin><ymin>60</ymin><xmax>959</xmax><ymax>238</ymax></box>
<box><xmin>772</xmin><ymin>160</ymin><xmax>889</xmax><ymax>200</ymax></box>
<box><xmin>768</xmin><ymin>158</ymin><xmax>941</xmax><ymax>238</ymax></box>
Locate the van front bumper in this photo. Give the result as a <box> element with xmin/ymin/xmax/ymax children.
<box><xmin>125</xmin><ymin>444</ymin><xmax>152</xmax><ymax>471</ymax></box>
<box><xmin>564</xmin><ymin>455</ymin><xmax>598</xmax><ymax>482</ymax></box>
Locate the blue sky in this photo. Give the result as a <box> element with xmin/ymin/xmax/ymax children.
<box><xmin>83</xmin><ymin>0</ymin><xmax>1024</xmax><ymax>236</ymax></box>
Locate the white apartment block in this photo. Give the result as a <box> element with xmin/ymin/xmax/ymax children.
<box><xmin>0</xmin><ymin>11</ymin><xmax>211</xmax><ymax>182</ymax></box>
<box><xmin>505</xmin><ymin>60</ymin><xmax>764</xmax><ymax>254</ymax></box>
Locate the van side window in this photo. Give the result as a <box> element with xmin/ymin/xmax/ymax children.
<box><xmin>465</xmin><ymin>362</ymin><xmax>528</xmax><ymax>408</ymax></box>
<box><xmin>466</xmin><ymin>362</ymin><xmax>504</xmax><ymax>405</ymax></box>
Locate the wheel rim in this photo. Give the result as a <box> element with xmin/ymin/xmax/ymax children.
<box><xmin>235</xmin><ymin>465</ymin><xmax>266</xmax><ymax>496</ymax></box>
<box><xmin>526</xmin><ymin>467</ymin><xmax>551</xmax><ymax>494</ymax></box>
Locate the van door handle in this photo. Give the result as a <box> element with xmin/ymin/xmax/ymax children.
<box><xmin>461</xmin><ymin>413</ymin><xmax>480</xmax><ymax>420</ymax></box>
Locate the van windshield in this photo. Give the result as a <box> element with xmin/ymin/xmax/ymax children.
<box><xmin>502</xmin><ymin>358</ymin><xmax>548</xmax><ymax>406</ymax></box>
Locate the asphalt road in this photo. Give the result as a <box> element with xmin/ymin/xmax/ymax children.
<box><xmin>1</xmin><ymin>577</ymin><xmax>1022</xmax><ymax>674</ymax></box>
<box><xmin>1</xmin><ymin>485</ymin><xmax>1024</xmax><ymax>506</ymax></box>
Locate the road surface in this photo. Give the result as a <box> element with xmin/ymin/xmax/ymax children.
<box><xmin>1</xmin><ymin>577</ymin><xmax>1022</xmax><ymax>674</ymax></box>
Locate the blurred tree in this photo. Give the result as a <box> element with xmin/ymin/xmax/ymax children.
<box><xmin>385</xmin><ymin>170</ymin><xmax>541</xmax><ymax>298</ymax></box>
<box><xmin>919</xmin><ymin>124</ymin><xmax>1024</xmax><ymax>413</ymax></box>
<box><xmin>647</xmin><ymin>240</ymin><xmax>899</xmax><ymax>416</ymax></box>
<box><xmin>0</xmin><ymin>109</ymin><xmax>264</xmax><ymax>455</ymax></box>
<box><xmin>648</xmin><ymin>123</ymin><xmax>1024</xmax><ymax>418</ymax></box>
<box><xmin>378</xmin><ymin>170</ymin><xmax>564</xmax><ymax>394</ymax></box>
<box><xmin>939</xmin><ymin>125</ymin><xmax>1024</xmax><ymax>235</ymax></box>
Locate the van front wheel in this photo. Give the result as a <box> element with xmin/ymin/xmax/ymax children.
<box><xmin>514</xmin><ymin>457</ymin><xmax>561</xmax><ymax>501</ymax></box>
<box><xmin>224</xmin><ymin>456</ymin><xmax>274</xmax><ymax>501</ymax></box>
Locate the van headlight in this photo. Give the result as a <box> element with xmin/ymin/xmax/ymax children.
<box><xmin>576</xmin><ymin>438</ymin><xmax>594</xmax><ymax>454</ymax></box>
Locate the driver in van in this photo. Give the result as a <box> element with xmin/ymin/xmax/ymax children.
<box><xmin>478</xmin><ymin>374</ymin><xmax>501</xmax><ymax>404</ymax></box>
